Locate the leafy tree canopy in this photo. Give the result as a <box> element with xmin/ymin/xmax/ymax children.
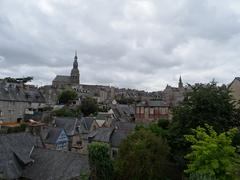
<box><xmin>88</xmin><ymin>142</ymin><xmax>114</xmax><ymax>180</ymax></box>
<box><xmin>168</xmin><ymin>82</ymin><xmax>240</xmax><ymax>166</ymax></box>
<box><xmin>172</xmin><ymin>82</ymin><xmax>237</xmax><ymax>134</ymax></box>
<box><xmin>185</xmin><ymin>124</ymin><xmax>240</xmax><ymax>179</ymax></box>
<box><xmin>115</xmin><ymin>129</ymin><xmax>173</xmax><ymax>180</ymax></box>
<box><xmin>53</xmin><ymin>106</ymin><xmax>81</xmax><ymax>117</ymax></box>
<box><xmin>80</xmin><ymin>97</ymin><xmax>98</xmax><ymax>116</ymax></box>
<box><xmin>58</xmin><ymin>89</ymin><xmax>78</xmax><ymax>105</ymax></box>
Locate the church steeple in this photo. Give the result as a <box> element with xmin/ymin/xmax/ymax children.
<box><xmin>73</xmin><ymin>50</ymin><xmax>78</xmax><ymax>69</ymax></box>
<box><xmin>71</xmin><ymin>51</ymin><xmax>80</xmax><ymax>85</ymax></box>
<box><xmin>178</xmin><ymin>75</ymin><xmax>183</xmax><ymax>88</ymax></box>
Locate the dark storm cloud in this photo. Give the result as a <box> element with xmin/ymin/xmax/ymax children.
<box><xmin>0</xmin><ymin>0</ymin><xmax>240</xmax><ymax>90</ymax></box>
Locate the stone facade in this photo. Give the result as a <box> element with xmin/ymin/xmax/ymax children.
<box><xmin>162</xmin><ymin>76</ymin><xmax>187</xmax><ymax>107</ymax></box>
<box><xmin>0</xmin><ymin>80</ymin><xmax>45</xmax><ymax>122</ymax></box>
<box><xmin>229</xmin><ymin>77</ymin><xmax>240</xmax><ymax>106</ymax></box>
<box><xmin>52</xmin><ymin>52</ymin><xmax>80</xmax><ymax>88</ymax></box>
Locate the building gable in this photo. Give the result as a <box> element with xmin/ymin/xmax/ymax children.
<box><xmin>56</xmin><ymin>130</ymin><xmax>68</xmax><ymax>144</ymax></box>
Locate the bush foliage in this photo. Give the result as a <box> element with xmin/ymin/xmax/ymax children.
<box><xmin>185</xmin><ymin>124</ymin><xmax>240</xmax><ymax>179</ymax></box>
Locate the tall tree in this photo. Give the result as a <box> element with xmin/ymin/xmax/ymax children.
<box><xmin>58</xmin><ymin>89</ymin><xmax>78</xmax><ymax>105</ymax></box>
<box><xmin>185</xmin><ymin>124</ymin><xmax>240</xmax><ymax>179</ymax></box>
<box><xmin>115</xmin><ymin>129</ymin><xmax>173</xmax><ymax>180</ymax></box>
<box><xmin>88</xmin><ymin>142</ymin><xmax>114</xmax><ymax>180</ymax></box>
<box><xmin>80</xmin><ymin>97</ymin><xmax>98</xmax><ymax>116</ymax></box>
<box><xmin>168</xmin><ymin>82</ymin><xmax>240</xmax><ymax>166</ymax></box>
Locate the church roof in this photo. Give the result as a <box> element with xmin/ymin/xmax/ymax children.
<box><xmin>53</xmin><ymin>75</ymin><xmax>71</xmax><ymax>83</ymax></box>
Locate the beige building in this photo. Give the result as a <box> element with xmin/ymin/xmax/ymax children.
<box><xmin>229</xmin><ymin>77</ymin><xmax>240</xmax><ymax>105</ymax></box>
<box><xmin>162</xmin><ymin>76</ymin><xmax>187</xmax><ymax>107</ymax></box>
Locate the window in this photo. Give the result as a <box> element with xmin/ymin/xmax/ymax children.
<box><xmin>56</xmin><ymin>142</ymin><xmax>67</xmax><ymax>150</ymax></box>
<box><xmin>8</xmin><ymin>110</ymin><xmax>13</xmax><ymax>115</ymax></box>
<box><xmin>0</xmin><ymin>110</ymin><xmax>2</xmax><ymax>117</ymax></box>
<box><xmin>150</xmin><ymin>108</ymin><xmax>154</xmax><ymax>115</ymax></box>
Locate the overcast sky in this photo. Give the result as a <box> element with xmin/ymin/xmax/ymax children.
<box><xmin>0</xmin><ymin>0</ymin><xmax>240</xmax><ymax>91</ymax></box>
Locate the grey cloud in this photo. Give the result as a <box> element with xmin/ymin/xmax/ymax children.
<box><xmin>0</xmin><ymin>0</ymin><xmax>240</xmax><ymax>91</ymax></box>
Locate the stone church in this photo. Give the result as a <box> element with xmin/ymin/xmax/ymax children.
<box><xmin>52</xmin><ymin>52</ymin><xmax>80</xmax><ymax>88</ymax></box>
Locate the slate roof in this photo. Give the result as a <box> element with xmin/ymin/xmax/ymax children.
<box><xmin>110</xmin><ymin>130</ymin><xmax>129</xmax><ymax>148</ymax></box>
<box><xmin>113</xmin><ymin>122</ymin><xmax>136</xmax><ymax>132</ymax></box>
<box><xmin>53</xmin><ymin>75</ymin><xmax>71</xmax><ymax>83</ymax></box>
<box><xmin>136</xmin><ymin>100</ymin><xmax>169</xmax><ymax>107</ymax></box>
<box><xmin>0</xmin><ymin>133</ymin><xmax>41</xmax><ymax>179</ymax></box>
<box><xmin>235</xmin><ymin>77</ymin><xmax>240</xmax><ymax>81</ymax></box>
<box><xmin>79</xmin><ymin>117</ymin><xmax>96</xmax><ymax>133</ymax></box>
<box><xmin>111</xmin><ymin>104</ymin><xmax>135</xmax><ymax>121</ymax></box>
<box><xmin>110</xmin><ymin>122</ymin><xmax>136</xmax><ymax>148</ymax></box>
<box><xmin>0</xmin><ymin>83</ymin><xmax>45</xmax><ymax>103</ymax></box>
<box><xmin>54</xmin><ymin>117</ymin><xmax>78</xmax><ymax>136</ymax></box>
<box><xmin>88</xmin><ymin>127</ymin><xmax>114</xmax><ymax>143</ymax></box>
<box><xmin>22</xmin><ymin>148</ymin><xmax>89</xmax><ymax>180</ymax></box>
<box><xmin>228</xmin><ymin>77</ymin><xmax>240</xmax><ymax>88</ymax></box>
<box><xmin>88</xmin><ymin>125</ymin><xmax>135</xmax><ymax>148</ymax></box>
<box><xmin>41</xmin><ymin>126</ymin><xmax>67</xmax><ymax>144</ymax></box>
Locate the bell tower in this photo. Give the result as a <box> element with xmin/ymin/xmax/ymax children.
<box><xmin>71</xmin><ymin>51</ymin><xmax>80</xmax><ymax>85</ymax></box>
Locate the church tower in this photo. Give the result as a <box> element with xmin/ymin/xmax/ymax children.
<box><xmin>178</xmin><ymin>75</ymin><xmax>183</xmax><ymax>88</ymax></box>
<box><xmin>71</xmin><ymin>51</ymin><xmax>80</xmax><ymax>85</ymax></box>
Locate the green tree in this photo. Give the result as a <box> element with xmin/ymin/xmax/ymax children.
<box><xmin>58</xmin><ymin>89</ymin><xmax>78</xmax><ymax>105</ymax></box>
<box><xmin>115</xmin><ymin>129</ymin><xmax>172</xmax><ymax>180</ymax></box>
<box><xmin>158</xmin><ymin>118</ymin><xmax>170</xmax><ymax>129</ymax></box>
<box><xmin>88</xmin><ymin>142</ymin><xmax>114</xmax><ymax>180</ymax></box>
<box><xmin>80</xmin><ymin>97</ymin><xmax>98</xmax><ymax>116</ymax></box>
<box><xmin>53</xmin><ymin>106</ymin><xmax>81</xmax><ymax>117</ymax></box>
<box><xmin>168</xmin><ymin>82</ymin><xmax>240</xmax><ymax>167</ymax></box>
<box><xmin>185</xmin><ymin>124</ymin><xmax>240</xmax><ymax>179</ymax></box>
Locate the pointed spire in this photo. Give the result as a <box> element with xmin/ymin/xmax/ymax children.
<box><xmin>74</xmin><ymin>50</ymin><xmax>78</xmax><ymax>60</ymax></box>
<box><xmin>178</xmin><ymin>75</ymin><xmax>183</xmax><ymax>88</ymax></box>
<box><xmin>73</xmin><ymin>50</ymin><xmax>78</xmax><ymax>69</ymax></box>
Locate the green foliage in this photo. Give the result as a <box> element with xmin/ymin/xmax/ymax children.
<box><xmin>58</xmin><ymin>89</ymin><xmax>78</xmax><ymax>105</ymax></box>
<box><xmin>5</xmin><ymin>76</ymin><xmax>33</xmax><ymax>83</ymax></box>
<box><xmin>115</xmin><ymin>129</ymin><xmax>171</xmax><ymax>180</ymax></box>
<box><xmin>168</xmin><ymin>82</ymin><xmax>240</xmax><ymax>167</ymax></box>
<box><xmin>80</xmin><ymin>97</ymin><xmax>98</xmax><ymax>116</ymax></box>
<box><xmin>53</xmin><ymin>106</ymin><xmax>81</xmax><ymax>117</ymax></box>
<box><xmin>185</xmin><ymin>124</ymin><xmax>240</xmax><ymax>179</ymax></box>
<box><xmin>135</xmin><ymin>122</ymin><xmax>169</xmax><ymax>138</ymax></box>
<box><xmin>158</xmin><ymin>119</ymin><xmax>170</xmax><ymax>129</ymax></box>
<box><xmin>189</xmin><ymin>173</ymin><xmax>217</xmax><ymax>180</ymax></box>
<box><xmin>98</xmin><ymin>105</ymin><xmax>109</xmax><ymax>112</ymax></box>
<box><xmin>116</xmin><ymin>96</ymin><xmax>135</xmax><ymax>105</ymax></box>
<box><xmin>232</xmin><ymin>131</ymin><xmax>240</xmax><ymax>153</ymax></box>
<box><xmin>172</xmin><ymin>82</ymin><xmax>237</xmax><ymax>134</ymax></box>
<box><xmin>88</xmin><ymin>142</ymin><xmax>114</xmax><ymax>180</ymax></box>
<box><xmin>80</xmin><ymin>172</ymin><xmax>90</xmax><ymax>180</ymax></box>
